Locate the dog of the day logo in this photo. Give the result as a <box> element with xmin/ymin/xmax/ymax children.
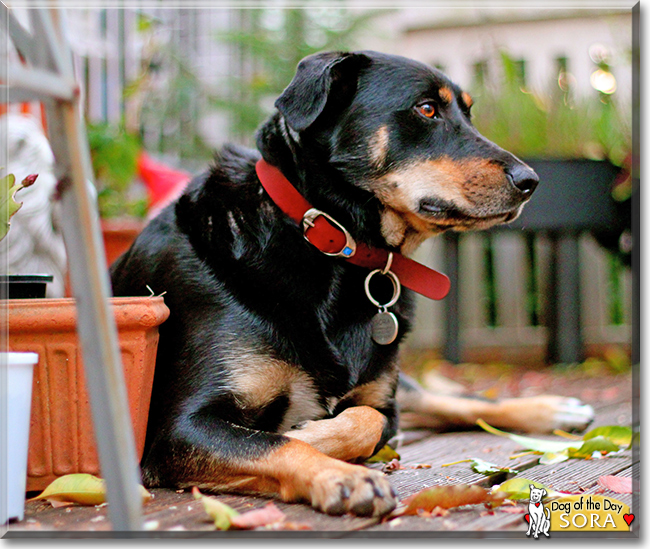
<box><xmin>525</xmin><ymin>485</ymin><xmax>551</xmax><ymax>538</ymax></box>
<box><xmin>524</xmin><ymin>484</ymin><xmax>633</xmax><ymax>534</ymax></box>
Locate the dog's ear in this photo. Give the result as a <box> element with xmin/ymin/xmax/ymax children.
<box><xmin>542</xmin><ymin>489</ymin><xmax>547</xmax><ymax>497</ymax></box>
<box><xmin>276</xmin><ymin>51</ymin><xmax>371</xmax><ymax>132</ymax></box>
<box><xmin>529</xmin><ymin>484</ymin><xmax>535</xmax><ymax>490</ymax></box>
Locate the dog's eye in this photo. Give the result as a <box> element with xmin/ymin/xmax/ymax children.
<box><xmin>415</xmin><ymin>102</ymin><xmax>438</xmax><ymax>119</ymax></box>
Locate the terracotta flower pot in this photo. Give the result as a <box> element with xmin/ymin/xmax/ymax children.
<box><xmin>101</xmin><ymin>218</ymin><xmax>145</xmax><ymax>268</ymax></box>
<box><xmin>5</xmin><ymin>296</ymin><xmax>169</xmax><ymax>491</ymax></box>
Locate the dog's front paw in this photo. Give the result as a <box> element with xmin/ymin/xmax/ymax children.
<box><xmin>310</xmin><ymin>465</ymin><xmax>397</xmax><ymax>517</ymax></box>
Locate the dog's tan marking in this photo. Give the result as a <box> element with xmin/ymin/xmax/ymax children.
<box><xmin>400</xmin><ymin>229</ymin><xmax>431</xmax><ymax>256</ymax></box>
<box><xmin>438</xmin><ymin>86</ymin><xmax>453</xmax><ymax>104</ymax></box>
<box><xmin>461</xmin><ymin>91</ymin><xmax>474</xmax><ymax>110</ymax></box>
<box><xmin>380</xmin><ymin>207</ymin><xmax>408</xmax><ymax>247</ymax></box>
<box><xmin>260</xmin><ymin>438</ymin><xmax>395</xmax><ymax>515</ymax></box>
<box><xmin>371</xmin><ymin>158</ymin><xmax>468</xmax><ymax>212</ymax></box>
<box><xmin>176</xmin><ymin>425</ymin><xmax>395</xmax><ymax>516</ymax></box>
<box><xmin>380</xmin><ymin>206</ymin><xmax>430</xmax><ymax>255</ymax></box>
<box><xmin>369</xmin><ymin>125</ymin><xmax>390</xmax><ymax>169</ymax></box>
<box><xmin>341</xmin><ymin>370</ymin><xmax>398</xmax><ymax>410</ymax></box>
<box><xmin>284</xmin><ymin>405</ymin><xmax>386</xmax><ymax>462</ymax></box>
<box><xmin>365</xmin><ymin>155</ymin><xmax>514</xmax><ymax>248</ymax></box>
<box><xmin>372</xmin><ymin>156</ymin><xmax>508</xmax><ymax>212</ymax></box>
<box><xmin>229</xmin><ymin>356</ymin><xmax>324</xmax><ymax>432</ymax></box>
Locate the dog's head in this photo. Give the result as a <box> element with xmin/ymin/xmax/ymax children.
<box><xmin>529</xmin><ymin>485</ymin><xmax>547</xmax><ymax>503</ymax></box>
<box><xmin>270</xmin><ymin>50</ymin><xmax>538</xmax><ymax>253</ymax></box>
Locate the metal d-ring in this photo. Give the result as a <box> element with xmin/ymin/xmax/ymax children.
<box><xmin>381</xmin><ymin>252</ymin><xmax>394</xmax><ymax>275</ymax></box>
<box><xmin>364</xmin><ymin>267</ymin><xmax>401</xmax><ymax>309</ymax></box>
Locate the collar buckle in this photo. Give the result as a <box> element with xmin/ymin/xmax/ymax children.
<box><xmin>302</xmin><ymin>207</ymin><xmax>357</xmax><ymax>258</ymax></box>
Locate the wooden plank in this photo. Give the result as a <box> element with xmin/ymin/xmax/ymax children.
<box><xmin>493</xmin><ymin>232</ymin><xmax>527</xmax><ymax>330</ymax></box>
<box><xmin>459</xmin><ymin>233</ymin><xmax>486</xmax><ymax>332</ymax></box>
<box><xmin>11</xmin><ymin>372</ymin><xmax>634</xmax><ymax>534</ymax></box>
<box><xmin>13</xmin><ymin>488</ymin><xmax>380</xmax><ymax>533</ymax></box>
<box><xmin>380</xmin><ymin>430</ymin><xmax>543</xmax><ymax>501</ymax></box>
<box><xmin>585</xmin><ymin>465</ymin><xmax>636</xmax><ymax>508</ymax></box>
<box><xmin>365</xmin><ymin>506</ymin><xmax>528</xmax><ymax>533</ymax></box>
<box><xmin>513</xmin><ymin>451</ymin><xmax>633</xmax><ymax>493</ymax></box>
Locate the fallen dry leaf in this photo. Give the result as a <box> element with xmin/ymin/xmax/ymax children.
<box><xmin>230</xmin><ymin>502</ymin><xmax>286</xmax><ymax>529</ymax></box>
<box><xmin>366</xmin><ymin>445</ymin><xmax>401</xmax><ymax>463</ymax></box>
<box><xmin>401</xmin><ymin>484</ymin><xmax>506</xmax><ymax>516</ymax></box>
<box><xmin>382</xmin><ymin>459</ymin><xmax>403</xmax><ymax>473</ymax></box>
<box><xmin>598</xmin><ymin>475</ymin><xmax>633</xmax><ymax>494</ymax></box>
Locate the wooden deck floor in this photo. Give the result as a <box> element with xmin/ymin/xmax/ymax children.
<box><xmin>6</xmin><ymin>368</ymin><xmax>636</xmax><ymax>538</ymax></box>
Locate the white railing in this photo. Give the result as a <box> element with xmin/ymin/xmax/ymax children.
<box><xmin>407</xmin><ymin>232</ymin><xmax>632</xmax><ymax>360</ymax></box>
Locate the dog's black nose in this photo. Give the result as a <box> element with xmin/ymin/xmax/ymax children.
<box><xmin>507</xmin><ymin>164</ymin><xmax>539</xmax><ymax>196</ymax></box>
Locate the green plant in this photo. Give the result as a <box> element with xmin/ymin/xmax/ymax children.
<box><xmin>471</xmin><ymin>51</ymin><xmax>632</xmax><ymax>330</ymax></box>
<box><xmin>123</xmin><ymin>13</ymin><xmax>217</xmax><ymax>165</ymax></box>
<box><xmin>86</xmin><ymin>122</ymin><xmax>147</xmax><ymax>219</ymax></box>
<box><xmin>471</xmin><ymin>51</ymin><xmax>631</xmax><ymax>166</ymax></box>
<box><xmin>0</xmin><ymin>171</ymin><xmax>37</xmax><ymax>241</ymax></box>
<box><xmin>212</xmin><ymin>7</ymin><xmax>388</xmax><ymax>142</ymax></box>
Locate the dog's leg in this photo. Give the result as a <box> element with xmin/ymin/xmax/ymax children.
<box><xmin>143</xmin><ymin>412</ymin><xmax>396</xmax><ymax>517</ymax></box>
<box><xmin>283</xmin><ymin>405</ymin><xmax>391</xmax><ymax>462</ymax></box>
<box><xmin>543</xmin><ymin>510</ymin><xmax>551</xmax><ymax>536</ymax></box>
<box><xmin>397</xmin><ymin>373</ymin><xmax>594</xmax><ymax>433</ymax></box>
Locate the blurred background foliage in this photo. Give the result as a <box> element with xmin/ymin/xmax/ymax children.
<box><xmin>471</xmin><ymin>51</ymin><xmax>631</xmax><ymax>169</ymax></box>
<box><xmin>211</xmin><ymin>7</ymin><xmax>388</xmax><ymax>143</ymax></box>
<box><xmin>87</xmin><ymin>122</ymin><xmax>147</xmax><ymax>219</ymax></box>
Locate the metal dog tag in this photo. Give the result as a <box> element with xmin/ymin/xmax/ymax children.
<box><xmin>371</xmin><ymin>310</ymin><xmax>399</xmax><ymax>345</ymax></box>
<box><xmin>365</xmin><ymin>254</ymin><xmax>401</xmax><ymax>346</ymax></box>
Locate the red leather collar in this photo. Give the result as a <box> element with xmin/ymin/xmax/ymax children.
<box><xmin>255</xmin><ymin>159</ymin><xmax>450</xmax><ymax>301</ymax></box>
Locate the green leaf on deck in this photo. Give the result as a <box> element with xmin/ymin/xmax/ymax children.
<box><xmin>568</xmin><ymin>436</ymin><xmax>621</xmax><ymax>458</ymax></box>
<box><xmin>366</xmin><ymin>444</ymin><xmax>400</xmax><ymax>463</ymax></box>
<box><xmin>29</xmin><ymin>473</ymin><xmax>151</xmax><ymax>507</ymax></box>
<box><xmin>442</xmin><ymin>458</ymin><xmax>518</xmax><ymax>475</ymax></box>
<box><xmin>192</xmin><ymin>486</ymin><xmax>240</xmax><ymax>530</ymax></box>
<box><xmin>477</xmin><ymin>419</ymin><xmax>584</xmax><ymax>453</ymax></box>
<box><xmin>583</xmin><ymin>426</ymin><xmax>633</xmax><ymax>447</ymax></box>
<box><xmin>477</xmin><ymin>420</ymin><xmax>630</xmax><ymax>462</ymax></box>
<box><xmin>492</xmin><ymin>478</ymin><xmax>564</xmax><ymax>501</ymax></box>
<box><xmin>539</xmin><ymin>452</ymin><xmax>570</xmax><ymax>465</ymax></box>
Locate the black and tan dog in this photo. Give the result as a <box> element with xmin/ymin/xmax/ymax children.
<box><xmin>111</xmin><ymin>51</ymin><xmax>594</xmax><ymax>517</ymax></box>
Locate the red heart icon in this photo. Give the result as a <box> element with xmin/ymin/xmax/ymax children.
<box><xmin>535</xmin><ymin>502</ymin><xmax>540</xmax><ymax>507</ymax></box>
<box><xmin>623</xmin><ymin>513</ymin><xmax>635</xmax><ymax>526</ymax></box>
<box><xmin>524</xmin><ymin>514</ymin><xmax>530</xmax><ymax>523</ymax></box>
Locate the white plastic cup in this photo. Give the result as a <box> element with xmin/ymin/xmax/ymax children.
<box><xmin>1</xmin><ymin>352</ymin><xmax>38</xmax><ymax>524</ymax></box>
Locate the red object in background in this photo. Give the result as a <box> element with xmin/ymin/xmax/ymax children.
<box><xmin>137</xmin><ymin>151</ymin><xmax>191</xmax><ymax>218</ymax></box>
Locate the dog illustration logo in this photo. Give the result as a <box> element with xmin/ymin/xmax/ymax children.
<box><xmin>526</xmin><ymin>484</ymin><xmax>551</xmax><ymax>538</ymax></box>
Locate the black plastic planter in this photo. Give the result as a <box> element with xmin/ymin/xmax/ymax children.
<box><xmin>0</xmin><ymin>274</ymin><xmax>54</xmax><ymax>299</ymax></box>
